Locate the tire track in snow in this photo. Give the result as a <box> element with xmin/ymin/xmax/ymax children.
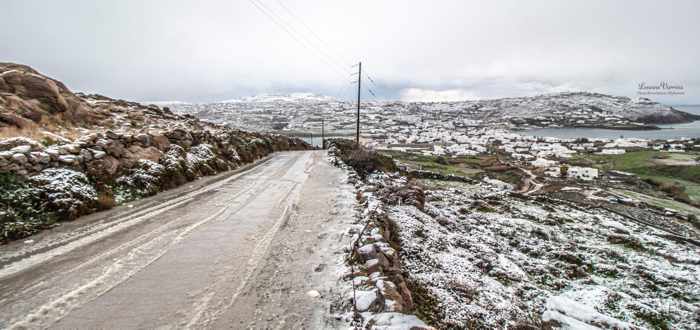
<box><xmin>2</xmin><ymin>153</ymin><xmax>306</xmax><ymax>329</ymax></box>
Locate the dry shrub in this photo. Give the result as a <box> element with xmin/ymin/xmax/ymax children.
<box><xmin>0</xmin><ymin>124</ymin><xmax>46</xmax><ymax>141</ymax></box>
<box><xmin>96</xmin><ymin>191</ymin><xmax>116</xmax><ymax>210</ymax></box>
<box><xmin>645</xmin><ymin>178</ymin><xmax>692</xmax><ymax>204</ymax></box>
<box><xmin>344</xmin><ymin>149</ymin><xmax>397</xmax><ymax>178</ymax></box>
<box><xmin>0</xmin><ymin>115</ymin><xmax>81</xmax><ymax>143</ymax></box>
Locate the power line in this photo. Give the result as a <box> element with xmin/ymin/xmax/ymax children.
<box><xmin>367</xmin><ymin>88</ymin><xmax>377</xmax><ymax>98</ymax></box>
<box><xmin>366</xmin><ymin>74</ymin><xmax>379</xmax><ymax>89</ymax></box>
<box><xmin>252</xmin><ymin>1</ymin><xmax>384</xmax><ymax>101</ymax></box>
<box><xmin>258</xmin><ymin>0</ymin><xmax>352</xmax><ymax>75</ymax></box>
<box><xmin>274</xmin><ymin>0</ymin><xmax>354</xmax><ymax>67</ymax></box>
<box><xmin>247</xmin><ymin>0</ymin><xmax>349</xmax><ymax>79</ymax></box>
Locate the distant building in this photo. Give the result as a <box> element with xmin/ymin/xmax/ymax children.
<box><xmin>598</xmin><ymin>149</ymin><xmax>626</xmax><ymax>155</ymax></box>
<box><xmin>433</xmin><ymin>145</ymin><xmax>446</xmax><ymax>156</ymax></box>
<box><xmin>568</xmin><ymin>166</ymin><xmax>599</xmax><ymax>181</ymax></box>
<box><xmin>531</xmin><ymin>158</ymin><xmax>558</xmax><ymax>168</ymax></box>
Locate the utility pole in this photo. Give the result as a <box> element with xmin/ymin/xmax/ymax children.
<box><xmin>321</xmin><ymin>118</ymin><xmax>325</xmax><ymax>149</ymax></box>
<box><xmin>356</xmin><ymin>61</ymin><xmax>362</xmax><ymax>148</ymax></box>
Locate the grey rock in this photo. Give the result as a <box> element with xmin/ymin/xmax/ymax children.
<box><xmin>79</xmin><ymin>132</ymin><xmax>100</xmax><ymax>144</ymax></box>
<box><xmin>0</xmin><ymin>137</ymin><xmax>43</xmax><ymax>152</ymax></box>
<box><xmin>105</xmin><ymin>130</ymin><xmax>121</xmax><ymax>140</ymax></box>
<box><xmin>45</xmin><ymin>148</ymin><xmax>60</xmax><ymax>158</ymax></box>
<box><xmin>90</xmin><ymin>149</ymin><xmax>107</xmax><ymax>159</ymax></box>
<box><xmin>10</xmin><ymin>145</ymin><xmax>31</xmax><ymax>154</ymax></box>
<box><xmin>96</xmin><ymin>139</ymin><xmax>126</xmax><ymax>158</ymax></box>
<box><xmin>58</xmin><ymin>154</ymin><xmax>78</xmax><ymax>164</ymax></box>
<box><xmin>357</xmin><ymin>243</ymin><xmax>378</xmax><ymax>261</ymax></box>
<box><xmin>11</xmin><ymin>153</ymin><xmax>28</xmax><ymax>164</ymax></box>
<box><xmin>29</xmin><ymin>151</ymin><xmax>51</xmax><ymax>164</ymax></box>
<box><xmin>63</xmin><ymin>144</ymin><xmax>81</xmax><ymax>154</ymax></box>
<box><xmin>0</xmin><ymin>150</ymin><xmax>13</xmax><ymax>159</ymax></box>
<box><xmin>135</xmin><ymin>133</ymin><xmax>151</xmax><ymax>146</ymax></box>
<box><xmin>80</xmin><ymin>149</ymin><xmax>93</xmax><ymax>161</ymax></box>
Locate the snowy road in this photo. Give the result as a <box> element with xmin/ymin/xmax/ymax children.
<box><xmin>0</xmin><ymin>151</ymin><xmax>355</xmax><ymax>329</ymax></box>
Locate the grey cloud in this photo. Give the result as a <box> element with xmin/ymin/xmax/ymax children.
<box><xmin>1</xmin><ymin>0</ymin><xmax>698</xmax><ymax>104</ymax></box>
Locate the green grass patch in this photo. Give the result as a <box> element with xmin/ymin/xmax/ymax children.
<box><xmin>573</xmin><ymin>150</ymin><xmax>700</xmax><ymax>201</ymax></box>
<box><xmin>615</xmin><ymin>189</ymin><xmax>700</xmax><ymax>216</ymax></box>
<box><xmin>380</xmin><ymin>150</ymin><xmax>485</xmax><ymax>178</ymax></box>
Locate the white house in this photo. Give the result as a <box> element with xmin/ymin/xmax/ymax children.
<box><xmin>568</xmin><ymin>166</ymin><xmax>599</xmax><ymax>181</ymax></box>
<box><xmin>531</xmin><ymin>158</ymin><xmax>559</xmax><ymax>168</ymax></box>
<box><xmin>432</xmin><ymin>145</ymin><xmax>446</xmax><ymax>156</ymax></box>
<box><xmin>598</xmin><ymin>149</ymin><xmax>626</xmax><ymax>155</ymax></box>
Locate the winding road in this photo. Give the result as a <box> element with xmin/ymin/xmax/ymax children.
<box><xmin>0</xmin><ymin>151</ymin><xmax>355</xmax><ymax>329</ymax></box>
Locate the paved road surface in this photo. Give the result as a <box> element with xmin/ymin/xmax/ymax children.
<box><xmin>0</xmin><ymin>151</ymin><xmax>355</xmax><ymax>329</ymax></box>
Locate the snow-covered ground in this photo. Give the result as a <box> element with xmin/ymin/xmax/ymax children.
<box><xmin>365</xmin><ymin>174</ymin><xmax>699</xmax><ymax>329</ymax></box>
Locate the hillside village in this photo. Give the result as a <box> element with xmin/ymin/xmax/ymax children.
<box><xmin>372</xmin><ymin>127</ymin><xmax>699</xmax><ymax>182</ymax></box>
<box><xmin>171</xmin><ymin>93</ymin><xmax>699</xmax><ymax>188</ymax></box>
<box><xmin>172</xmin><ymin>94</ymin><xmax>700</xmax><ymax>210</ymax></box>
<box><xmin>171</xmin><ymin>92</ymin><xmax>700</xmax><ymax>135</ymax></box>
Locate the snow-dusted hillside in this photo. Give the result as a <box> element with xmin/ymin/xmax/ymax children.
<box><xmin>219</xmin><ymin>92</ymin><xmax>337</xmax><ymax>104</ymax></box>
<box><xmin>474</xmin><ymin>92</ymin><xmax>698</xmax><ymax>125</ymax></box>
<box><xmin>171</xmin><ymin>92</ymin><xmax>699</xmax><ymax>134</ymax></box>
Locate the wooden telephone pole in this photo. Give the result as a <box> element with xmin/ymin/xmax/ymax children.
<box><xmin>355</xmin><ymin>61</ymin><xmax>361</xmax><ymax>148</ymax></box>
<box><xmin>321</xmin><ymin>118</ymin><xmax>325</xmax><ymax>149</ymax></box>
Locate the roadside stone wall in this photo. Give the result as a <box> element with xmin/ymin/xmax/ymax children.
<box><xmin>0</xmin><ymin>128</ymin><xmax>309</xmax><ymax>241</ymax></box>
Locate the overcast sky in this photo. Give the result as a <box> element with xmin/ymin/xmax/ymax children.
<box><xmin>2</xmin><ymin>0</ymin><xmax>699</xmax><ymax>104</ymax></box>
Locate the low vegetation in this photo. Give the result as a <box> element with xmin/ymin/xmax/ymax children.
<box><xmin>380</xmin><ymin>150</ymin><xmax>526</xmax><ymax>186</ymax></box>
<box><xmin>380</xmin><ymin>150</ymin><xmax>483</xmax><ymax>177</ymax></box>
<box><xmin>327</xmin><ymin>139</ymin><xmax>397</xmax><ymax>178</ymax></box>
<box><xmin>0</xmin><ymin>173</ymin><xmax>54</xmax><ymax>240</ymax></box>
<box><xmin>573</xmin><ymin>150</ymin><xmax>700</xmax><ymax>204</ymax></box>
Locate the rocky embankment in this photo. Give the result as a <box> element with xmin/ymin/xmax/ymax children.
<box><xmin>326</xmin><ymin>141</ymin><xmax>433</xmax><ymax>329</ymax></box>
<box><xmin>0</xmin><ymin>63</ymin><xmax>309</xmax><ymax>241</ymax></box>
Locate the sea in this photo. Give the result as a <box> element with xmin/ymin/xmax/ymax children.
<box><xmin>299</xmin><ymin>135</ymin><xmax>349</xmax><ymax>148</ymax></box>
<box><xmin>524</xmin><ymin>105</ymin><xmax>700</xmax><ymax>140</ymax></box>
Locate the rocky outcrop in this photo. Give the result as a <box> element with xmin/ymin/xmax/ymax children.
<box><xmin>636</xmin><ymin>108</ymin><xmax>700</xmax><ymax>124</ymax></box>
<box><xmin>0</xmin><ymin>63</ymin><xmax>310</xmax><ymax>241</ymax></box>
<box><xmin>0</xmin><ymin>63</ymin><xmax>108</xmax><ymax>129</ymax></box>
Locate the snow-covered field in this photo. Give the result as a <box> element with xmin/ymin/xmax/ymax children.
<box><xmin>367</xmin><ymin>174</ymin><xmax>699</xmax><ymax>329</ymax></box>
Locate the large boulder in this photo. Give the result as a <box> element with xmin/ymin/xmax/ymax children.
<box><xmin>0</xmin><ymin>62</ymin><xmax>106</xmax><ymax>127</ymax></box>
<box><xmin>150</xmin><ymin>133</ymin><xmax>171</xmax><ymax>151</ymax></box>
<box><xmin>85</xmin><ymin>156</ymin><xmax>120</xmax><ymax>180</ymax></box>
<box><xmin>165</xmin><ymin>128</ymin><xmax>193</xmax><ymax>148</ymax></box>
<box><xmin>96</xmin><ymin>138</ymin><xmax>126</xmax><ymax>158</ymax></box>
<box><xmin>126</xmin><ymin>145</ymin><xmax>162</xmax><ymax>163</ymax></box>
